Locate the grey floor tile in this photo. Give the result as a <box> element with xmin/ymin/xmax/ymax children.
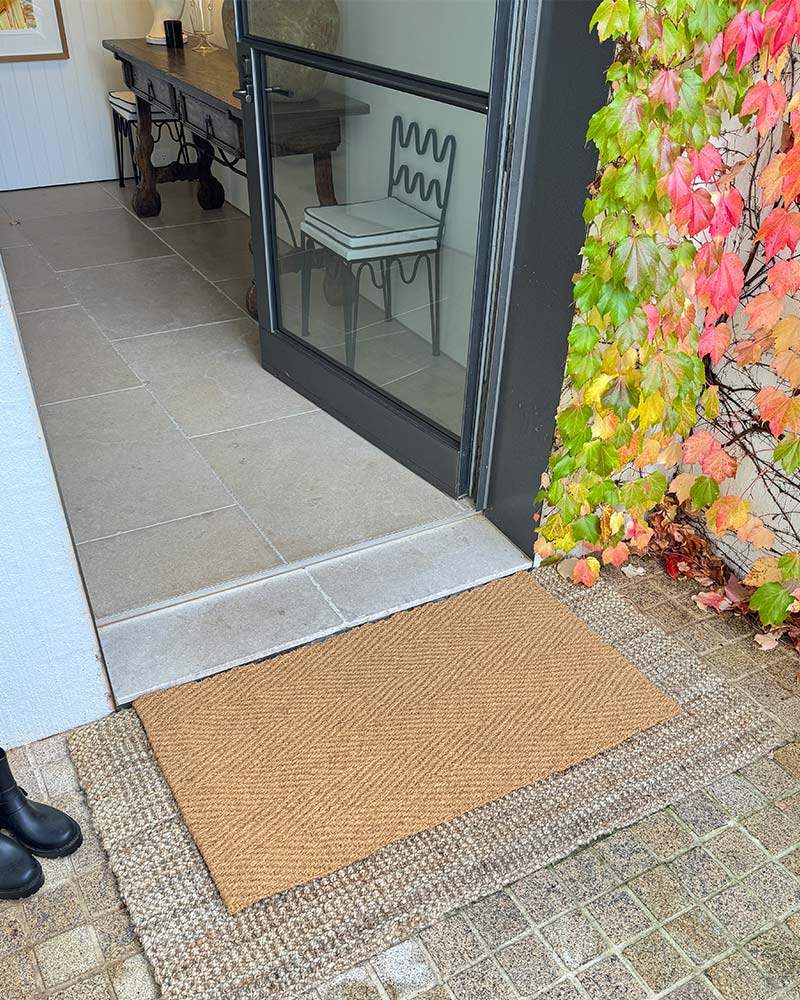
<box><xmin>77</xmin><ymin>506</ymin><xmax>282</xmax><ymax>620</ymax></box>
<box><xmin>623</xmin><ymin>930</ymin><xmax>692</xmax><ymax>993</ymax></box>
<box><xmin>194</xmin><ymin>409</ymin><xmax>460</xmax><ymax>562</ymax></box>
<box><xmin>0</xmin><ymin>219</ymin><xmax>29</xmax><ymax>249</ymax></box>
<box><xmin>41</xmin><ymin>386</ymin><xmax>231</xmax><ymax>541</ymax></box>
<box><xmin>746</xmin><ymin>924</ymin><xmax>800</xmax><ymax>989</ymax></box>
<box><xmin>448</xmin><ymin>958</ymin><xmax>516</xmax><ymax>1000</ymax></box>
<box><xmin>155</xmin><ymin>217</ymin><xmax>253</xmax><ymax>280</ymax></box>
<box><xmin>98</xmin><ymin>567</ymin><xmax>343</xmax><ymax>702</ymax></box>
<box><xmin>466</xmin><ymin>893</ymin><xmax>530</xmax><ymax>950</ymax></box>
<box><xmin>215</xmin><ymin>275</ymin><xmax>252</xmax><ymax>311</ymax></box>
<box><xmin>22</xmin><ymin>209</ymin><xmax>171</xmax><ymax>271</ymax></box>
<box><xmin>420</xmin><ymin>913</ymin><xmax>485</xmax><ymax>978</ymax></box>
<box><xmin>1</xmin><ymin>244</ymin><xmax>76</xmax><ymax>313</ymax></box>
<box><xmin>540</xmin><ymin>910</ymin><xmax>609</xmax><ymax>971</ymax></box>
<box><xmin>63</xmin><ymin>255</ymin><xmax>242</xmax><ymax>340</ymax></box>
<box><xmin>587</xmin><ymin>888</ymin><xmax>653</xmax><ymax>946</ymax></box>
<box><xmin>578</xmin><ymin>956</ymin><xmax>647</xmax><ymax>999</ymax></box>
<box><xmin>511</xmin><ymin>868</ymin><xmax>574</xmax><ymax>923</ymax></box>
<box><xmin>308</xmin><ymin>516</ymin><xmax>529</xmax><ymax>624</ymax></box>
<box><xmin>706</xmin><ymin>883</ymin><xmax>772</xmax><ymax>942</ymax></box>
<box><xmin>664</xmin><ymin>905</ymin><xmax>732</xmax><ymax>965</ymax></box>
<box><xmin>0</xmin><ymin>182</ymin><xmax>117</xmax><ymax>221</ymax></box>
<box><xmin>102</xmin><ymin>179</ymin><xmax>244</xmax><ymax>229</ymax></box>
<box><xmin>707</xmin><ymin>951</ymin><xmax>780</xmax><ymax>1000</ymax></box>
<box><xmin>496</xmin><ymin>933</ymin><xmax>562</xmax><ymax>992</ymax></box>
<box><xmin>116</xmin><ymin>318</ymin><xmax>315</xmax><ymax>437</ymax></box>
<box><xmin>18</xmin><ymin>305</ymin><xmax>139</xmax><ymax>404</ymax></box>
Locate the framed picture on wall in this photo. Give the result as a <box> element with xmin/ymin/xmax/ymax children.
<box><xmin>0</xmin><ymin>0</ymin><xmax>68</xmax><ymax>63</ymax></box>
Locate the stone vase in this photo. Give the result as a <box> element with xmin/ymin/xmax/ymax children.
<box><xmin>221</xmin><ymin>0</ymin><xmax>340</xmax><ymax>102</ymax></box>
<box><xmin>146</xmin><ymin>0</ymin><xmax>186</xmax><ymax>45</ymax></box>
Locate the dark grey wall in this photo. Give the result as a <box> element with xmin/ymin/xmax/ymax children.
<box><xmin>484</xmin><ymin>0</ymin><xmax>612</xmax><ymax>553</ymax></box>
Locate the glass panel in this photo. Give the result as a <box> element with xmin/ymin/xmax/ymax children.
<box><xmin>245</xmin><ymin>0</ymin><xmax>497</xmax><ymax>92</ymax></box>
<box><xmin>264</xmin><ymin>56</ymin><xmax>488</xmax><ymax>437</ymax></box>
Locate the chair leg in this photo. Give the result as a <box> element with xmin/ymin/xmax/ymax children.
<box><xmin>380</xmin><ymin>258</ymin><xmax>393</xmax><ymax>321</ymax></box>
<box><xmin>300</xmin><ymin>233</ymin><xmax>312</xmax><ymax>339</ymax></box>
<box><xmin>113</xmin><ymin>113</ymin><xmax>124</xmax><ymax>188</ymax></box>
<box><xmin>425</xmin><ymin>252</ymin><xmax>441</xmax><ymax>356</ymax></box>
<box><xmin>342</xmin><ymin>265</ymin><xmax>356</xmax><ymax>368</ymax></box>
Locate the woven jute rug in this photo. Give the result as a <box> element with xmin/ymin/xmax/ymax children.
<box><xmin>70</xmin><ymin>568</ymin><xmax>782</xmax><ymax>1000</ymax></box>
<box><xmin>134</xmin><ymin>572</ymin><xmax>678</xmax><ymax>912</ymax></box>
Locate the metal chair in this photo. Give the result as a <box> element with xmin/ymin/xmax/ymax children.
<box><xmin>108</xmin><ymin>91</ymin><xmax>190</xmax><ymax>188</ymax></box>
<box><xmin>299</xmin><ymin>116</ymin><xmax>457</xmax><ymax>369</ymax></box>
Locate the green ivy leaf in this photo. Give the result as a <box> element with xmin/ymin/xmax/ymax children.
<box><xmin>573</xmin><ymin>514</ymin><xmax>601</xmax><ymax>543</ymax></box>
<box><xmin>568</xmin><ymin>324</ymin><xmax>602</xmax><ymax>354</ymax></box>
<box><xmin>687</xmin><ymin>0</ymin><xmax>725</xmax><ymax>42</ymax></box>
<box><xmin>557</xmin><ymin>405</ymin><xmax>593</xmax><ymax>450</ymax></box>
<box><xmin>567</xmin><ymin>350</ymin><xmax>603</xmax><ymax>388</ymax></box>
<box><xmin>583</xmin><ymin>440</ymin><xmax>619</xmax><ymax>477</ymax></box>
<box><xmin>597</xmin><ymin>281</ymin><xmax>637</xmax><ymax>325</ymax></box>
<box><xmin>602</xmin><ymin>376</ymin><xmax>638</xmax><ymax>418</ymax></box>
<box><xmin>612</xmin><ymin>235</ymin><xmax>660</xmax><ymax>295</ymax></box>
<box><xmin>574</xmin><ymin>271</ymin><xmax>604</xmax><ymax>313</ymax></box>
<box><xmin>617</xmin><ymin>310</ymin><xmax>649</xmax><ymax>352</ymax></box>
<box><xmin>619</xmin><ymin>479</ymin><xmax>647</xmax><ymax>508</ymax></box>
<box><xmin>778</xmin><ymin>552</ymin><xmax>800</xmax><ymax>581</ymax></box>
<box><xmin>775</xmin><ymin>435</ymin><xmax>800</xmax><ymax>476</ymax></box>
<box><xmin>587</xmin><ymin>479</ymin><xmax>620</xmax><ymax>506</ymax></box>
<box><xmin>590</xmin><ymin>0</ymin><xmax>631</xmax><ymax>40</ymax></box>
<box><xmin>690</xmin><ymin>476</ymin><xmax>720</xmax><ymax>509</ymax></box>
<box><xmin>749</xmin><ymin>583</ymin><xmax>795</xmax><ymax>627</ymax></box>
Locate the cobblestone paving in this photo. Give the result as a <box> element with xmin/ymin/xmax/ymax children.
<box><xmin>3</xmin><ymin>558</ymin><xmax>800</xmax><ymax>999</ymax></box>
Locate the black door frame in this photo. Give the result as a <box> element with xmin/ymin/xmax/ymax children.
<box><xmin>478</xmin><ymin>0</ymin><xmax>613</xmax><ymax>552</ymax></box>
<box><xmin>234</xmin><ymin>0</ymin><xmax>611</xmax><ymax>551</ymax></box>
<box><xmin>234</xmin><ymin>0</ymin><xmax>515</xmax><ymax>496</ymax></box>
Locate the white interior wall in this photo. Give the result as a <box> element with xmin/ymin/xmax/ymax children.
<box><xmin>0</xmin><ymin>262</ymin><xmax>113</xmax><ymax>747</ymax></box>
<box><xmin>0</xmin><ymin>0</ymin><xmax>153</xmax><ymax>190</ymax></box>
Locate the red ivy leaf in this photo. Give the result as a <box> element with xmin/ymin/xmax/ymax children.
<box><xmin>648</xmin><ymin>68</ymin><xmax>681</xmax><ymax>113</ymax></box>
<box><xmin>697</xmin><ymin>252</ymin><xmax>744</xmax><ymax>318</ymax></box>
<box><xmin>683</xmin><ymin>429</ymin><xmax>738</xmax><ymax>482</ymax></box>
<box><xmin>765</xmin><ymin>0</ymin><xmax>800</xmax><ymax>56</ymax></box>
<box><xmin>723</xmin><ymin>9</ymin><xmax>765</xmax><ymax>73</ymax></box>
<box><xmin>698</xmin><ymin>322</ymin><xmax>732</xmax><ymax>365</ymax></box>
<box><xmin>779</xmin><ymin>143</ymin><xmax>800</xmax><ymax>203</ymax></box>
<box><xmin>741</xmin><ymin>80</ymin><xmax>787</xmax><ymax>136</ymax></box>
<box><xmin>709</xmin><ymin>188</ymin><xmax>743</xmax><ymax>238</ymax></box>
<box><xmin>756</xmin><ymin>208</ymin><xmax>800</xmax><ymax>261</ymax></box>
<box><xmin>677</xmin><ymin>188</ymin><xmax>715</xmax><ymax>236</ymax></box>
<box><xmin>745</xmin><ymin>291</ymin><xmax>784</xmax><ymax>332</ymax></box>
<box><xmin>755</xmin><ymin>385</ymin><xmax>800</xmax><ymax>435</ymax></box>
<box><xmin>689</xmin><ymin>142</ymin><xmax>723</xmax><ymax>182</ymax></box>
<box><xmin>768</xmin><ymin>259</ymin><xmax>800</xmax><ymax>297</ymax></box>
<box><xmin>702</xmin><ymin>33</ymin><xmax>725</xmax><ymax>82</ymax></box>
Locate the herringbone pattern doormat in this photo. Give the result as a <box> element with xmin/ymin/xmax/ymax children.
<box><xmin>134</xmin><ymin>572</ymin><xmax>679</xmax><ymax>912</ymax></box>
<box><xmin>70</xmin><ymin>569</ymin><xmax>781</xmax><ymax>1000</ymax></box>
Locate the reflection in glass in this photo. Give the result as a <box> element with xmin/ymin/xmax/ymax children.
<box><xmin>246</xmin><ymin>0</ymin><xmax>497</xmax><ymax>92</ymax></box>
<box><xmin>265</xmin><ymin>58</ymin><xmax>487</xmax><ymax>436</ymax></box>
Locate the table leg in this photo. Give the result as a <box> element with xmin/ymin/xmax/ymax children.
<box><xmin>132</xmin><ymin>98</ymin><xmax>161</xmax><ymax>218</ymax></box>
<box><xmin>194</xmin><ymin>135</ymin><xmax>226</xmax><ymax>210</ymax></box>
<box><xmin>313</xmin><ymin>151</ymin><xmax>337</xmax><ymax>206</ymax></box>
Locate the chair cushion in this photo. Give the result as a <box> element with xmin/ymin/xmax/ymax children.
<box><xmin>301</xmin><ymin>219</ymin><xmax>438</xmax><ymax>262</ymax></box>
<box><xmin>304</xmin><ymin>197</ymin><xmax>439</xmax><ymax>250</ymax></box>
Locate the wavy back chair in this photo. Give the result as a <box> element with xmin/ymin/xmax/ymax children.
<box><xmin>299</xmin><ymin>116</ymin><xmax>457</xmax><ymax>369</ymax></box>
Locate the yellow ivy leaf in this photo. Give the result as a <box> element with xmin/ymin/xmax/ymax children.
<box><xmin>743</xmin><ymin>556</ymin><xmax>783</xmax><ymax>587</ymax></box>
<box><xmin>534</xmin><ymin>537</ymin><xmax>556</xmax><ymax>559</ymax></box>
<box><xmin>773</xmin><ymin>350</ymin><xmax>800</xmax><ymax>388</ymax></box>
<box><xmin>670</xmin><ymin>472</ymin><xmax>697</xmax><ymax>504</ymax></box>
<box><xmin>772</xmin><ymin>315</ymin><xmax>800</xmax><ymax>353</ymax></box>
<box><xmin>634</xmin><ymin>436</ymin><xmax>662</xmax><ymax>468</ymax></box>
<box><xmin>585</xmin><ymin>373</ymin><xmax>613</xmax><ymax>407</ymax></box>
<box><xmin>703</xmin><ymin>385</ymin><xmax>721</xmax><ymax>421</ymax></box>
<box><xmin>637</xmin><ymin>391</ymin><xmax>666</xmax><ymax>430</ymax></box>
<box><xmin>592</xmin><ymin>411</ymin><xmax>618</xmax><ymax>440</ymax></box>
<box><xmin>705</xmin><ymin>495</ymin><xmax>751</xmax><ymax>536</ymax></box>
<box><xmin>659</xmin><ymin>440</ymin><xmax>684</xmax><ymax>466</ymax></box>
<box><xmin>610</xmin><ymin>510</ymin><xmax>625</xmax><ymax>535</ymax></box>
<box><xmin>737</xmin><ymin>514</ymin><xmax>776</xmax><ymax>550</ymax></box>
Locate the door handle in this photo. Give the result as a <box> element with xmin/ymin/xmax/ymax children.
<box><xmin>265</xmin><ymin>86</ymin><xmax>294</xmax><ymax>98</ymax></box>
<box><xmin>232</xmin><ymin>84</ymin><xmax>253</xmax><ymax>103</ymax></box>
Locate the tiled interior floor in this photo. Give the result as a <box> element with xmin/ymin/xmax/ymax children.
<box><xmin>0</xmin><ymin>181</ymin><xmax>518</xmax><ymax>702</ymax></box>
<box><xmin>4</xmin><ymin>559</ymin><xmax>800</xmax><ymax>1000</ymax></box>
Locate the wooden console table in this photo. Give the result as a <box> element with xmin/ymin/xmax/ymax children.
<box><xmin>102</xmin><ymin>38</ymin><xmax>369</xmax><ymax>317</ymax></box>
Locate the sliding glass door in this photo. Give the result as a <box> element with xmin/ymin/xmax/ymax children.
<box><xmin>235</xmin><ymin>0</ymin><xmax>510</xmax><ymax>495</ymax></box>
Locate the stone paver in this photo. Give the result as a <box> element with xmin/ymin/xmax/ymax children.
<box><xmin>4</xmin><ymin>558</ymin><xmax>800</xmax><ymax>999</ymax></box>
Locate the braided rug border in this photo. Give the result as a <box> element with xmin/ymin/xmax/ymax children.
<box><xmin>69</xmin><ymin>568</ymin><xmax>783</xmax><ymax>1000</ymax></box>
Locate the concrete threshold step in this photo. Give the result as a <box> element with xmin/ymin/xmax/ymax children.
<box><xmin>100</xmin><ymin>513</ymin><xmax>531</xmax><ymax>704</ymax></box>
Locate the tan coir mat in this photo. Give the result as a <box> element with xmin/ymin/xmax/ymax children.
<box><xmin>135</xmin><ymin>571</ymin><xmax>679</xmax><ymax>913</ymax></box>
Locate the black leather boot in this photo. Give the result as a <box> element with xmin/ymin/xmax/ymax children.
<box><xmin>0</xmin><ymin>832</ymin><xmax>43</xmax><ymax>899</ymax></box>
<box><xmin>0</xmin><ymin>749</ymin><xmax>82</xmax><ymax>858</ymax></box>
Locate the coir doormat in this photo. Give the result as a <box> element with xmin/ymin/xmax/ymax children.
<box><xmin>134</xmin><ymin>572</ymin><xmax>678</xmax><ymax>912</ymax></box>
<box><xmin>70</xmin><ymin>568</ymin><xmax>781</xmax><ymax>1000</ymax></box>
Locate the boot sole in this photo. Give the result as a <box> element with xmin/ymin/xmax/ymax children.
<box><xmin>0</xmin><ymin>866</ymin><xmax>44</xmax><ymax>900</ymax></box>
<box><xmin>13</xmin><ymin>828</ymin><xmax>83</xmax><ymax>860</ymax></box>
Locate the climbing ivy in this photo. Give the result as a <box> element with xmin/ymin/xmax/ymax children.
<box><xmin>536</xmin><ymin>0</ymin><xmax>800</xmax><ymax>632</ymax></box>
